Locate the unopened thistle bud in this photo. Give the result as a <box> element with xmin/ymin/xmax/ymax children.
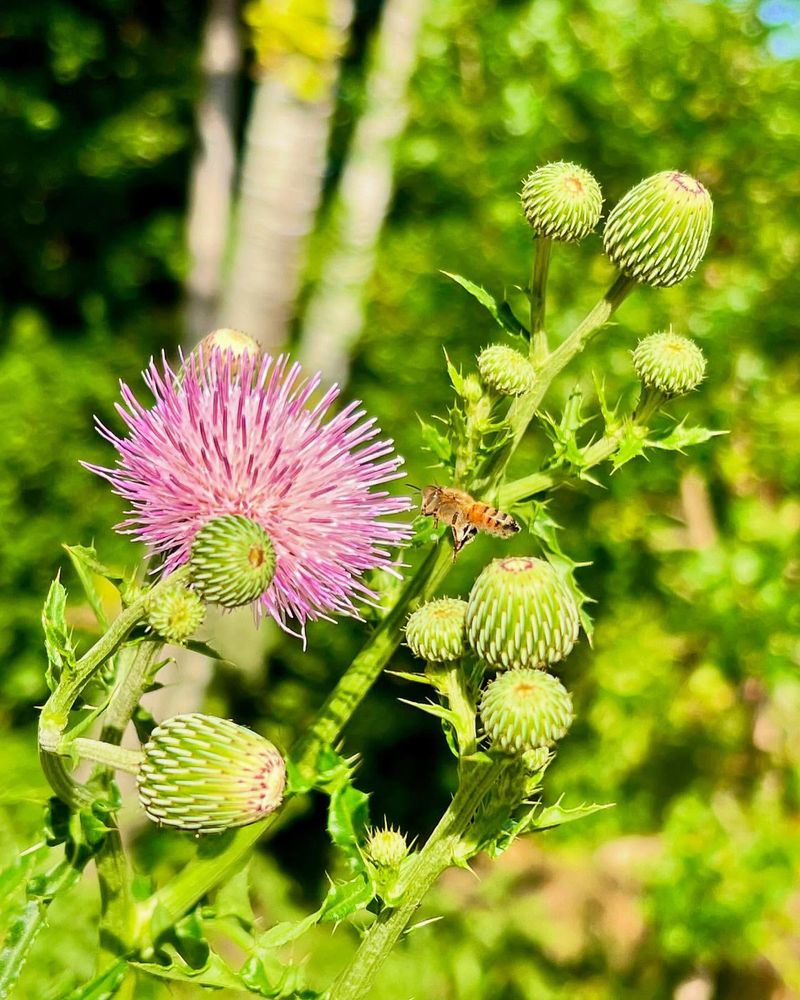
<box><xmin>603</xmin><ymin>171</ymin><xmax>713</xmax><ymax>287</ymax></box>
<box><xmin>190</xmin><ymin>515</ymin><xmax>276</xmax><ymax>608</ymax></box>
<box><xmin>480</xmin><ymin>668</ymin><xmax>573</xmax><ymax>752</ymax></box>
<box><xmin>478</xmin><ymin>345</ymin><xmax>536</xmax><ymax>396</ymax></box>
<box><xmin>405</xmin><ymin>598</ymin><xmax>468</xmax><ymax>662</ymax></box>
<box><xmin>467</xmin><ymin>557</ymin><xmax>580</xmax><ymax>670</ymax></box>
<box><xmin>520</xmin><ymin>162</ymin><xmax>603</xmax><ymax>242</ymax></box>
<box><xmin>365</xmin><ymin>825</ymin><xmax>409</xmax><ymax>869</ymax></box>
<box><xmin>137</xmin><ymin>713</ymin><xmax>286</xmax><ymax>833</ymax></box>
<box><xmin>145</xmin><ymin>580</ymin><xmax>205</xmax><ymax>644</ymax></box>
<box><xmin>197</xmin><ymin>328</ymin><xmax>261</xmax><ymax>362</ymax></box>
<box><xmin>633</xmin><ymin>331</ymin><xmax>706</xmax><ymax>396</ymax></box>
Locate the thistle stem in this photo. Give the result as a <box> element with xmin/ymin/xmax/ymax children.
<box><xmin>70</xmin><ymin>739</ymin><xmax>143</xmax><ymax>774</ymax></box>
<box><xmin>38</xmin><ymin>571</ymin><xmax>186</xmax><ymax>808</ymax></box>
<box><xmin>475</xmin><ymin>272</ymin><xmax>636</xmax><ymax>492</ymax></box>
<box><xmin>95</xmin><ymin>641</ymin><xmax>161</xmax><ymax>961</ymax></box>
<box><xmin>530</xmin><ymin>236</ymin><xmax>552</xmax><ymax>362</ymax></box>
<box><xmin>328</xmin><ymin>757</ymin><xmax>505</xmax><ymax>1000</ymax></box>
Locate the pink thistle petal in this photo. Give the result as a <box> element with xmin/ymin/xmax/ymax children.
<box><xmin>85</xmin><ymin>349</ymin><xmax>413</xmax><ymax>639</ymax></box>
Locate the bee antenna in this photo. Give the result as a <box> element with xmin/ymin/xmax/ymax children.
<box><xmin>406</xmin><ymin>482</ymin><xmax>422</xmax><ymax>492</ymax></box>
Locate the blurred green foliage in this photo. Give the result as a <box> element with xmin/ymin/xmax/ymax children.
<box><xmin>1</xmin><ymin>0</ymin><xmax>799</xmax><ymax>996</ymax></box>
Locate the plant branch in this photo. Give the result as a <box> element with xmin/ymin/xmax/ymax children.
<box><xmin>530</xmin><ymin>236</ymin><xmax>552</xmax><ymax>362</ymax></box>
<box><xmin>328</xmin><ymin>756</ymin><xmax>506</xmax><ymax>1000</ymax></box>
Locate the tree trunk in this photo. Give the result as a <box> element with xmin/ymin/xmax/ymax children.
<box><xmin>221</xmin><ymin>0</ymin><xmax>354</xmax><ymax>352</ymax></box>
<box><xmin>185</xmin><ymin>0</ymin><xmax>242</xmax><ymax>345</ymax></box>
<box><xmin>298</xmin><ymin>0</ymin><xmax>429</xmax><ymax>383</ymax></box>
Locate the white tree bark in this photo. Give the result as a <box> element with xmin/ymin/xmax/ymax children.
<box><xmin>221</xmin><ymin>0</ymin><xmax>354</xmax><ymax>352</ymax></box>
<box><xmin>298</xmin><ymin>0</ymin><xmax>429</xmax><ymax>383</ymax></box>
<box><xmin>185</xmin><ymin>0</ymin><xmax>242</xmax><ymax>345</ymax></box>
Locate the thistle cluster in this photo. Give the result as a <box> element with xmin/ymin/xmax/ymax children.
<box><xmin>30</xmin><ymin>157</ymin><xmax>718</xmax><ymax>1000</ymax></box>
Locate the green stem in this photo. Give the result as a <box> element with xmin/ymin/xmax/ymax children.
<box><xmin>475</xmin><ymin>272</ymin><xmax>636</xmax><ymax>492</ymax></box>
<box><xmin>70</xmin><ymin>739</ymin><xmax>142</xmax><ymax>774</ymax></box>
<box><xmin>530</xmin><ymin>236</ymin><xmax>552</xmax><ymax>362</ymax></box>
<box><xmin>499</xmin><ymin>381</ymin><xmax>664</xmax><ymax>509</ymax></box>
<box><xmin>292</xmin><ymin>538</ymin><xmax>454</xmax><ymax>776</ymax></box>
<box><xmin>38</xmin><ymin>572</ymin><xmax>185</xmax><ymax>809</ymax></box>
<box><xmin>39</xmin><ymin>569</ymin><xmax>187</xmax><ymax>754</ymax></box>
<box><xmin>329</xmin><ymin>758</ymin><xmax>505</xmax><ymax>1000</ymax></box>
<box><xmin>440</xmin><ymin>663</ymin><xmax>477</xmax><ymax>757</ymax></box>
<box><xmin>95</xmin><ymin>642</ymin><xmax>161</xmax><ymax>961</ymax></box>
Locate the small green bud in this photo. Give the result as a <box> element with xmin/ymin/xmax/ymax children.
<box><xmin>462</xmin><ymin>373</ymin><xmax>484</xmax><ymax>405</ymax></box>
<box><xmin>197</xmin><ymin>328</ymin><xmax>261</xmax><ymax>362</ymax></box>
<box><xmin>467</xmin><ymin>557</ymin><xmax>580</xmax><ymax>670</ymax></box>
<box><xmin>145</xmin><ymin>580</ymin><xmax>205</xmax><ymax>644</ymax></box>
<box><xmin>477</xmin><ymin>345</ymin><xmax>536</xmax><ymax>396</ymax></box>
<box><xmin>520</xmin><ymin>162</ymin><xmax>603</xmax><ymax>242</ymax></box>
<box><xmin>603</xmin><ymin>171</ymin><xmax>713</xmax><ymax>287</ymax></box>
<box><xmin>365</xmin><ymin>825</ymin><xmax>409</xmax><ymax>869</ymax></box>
<box><xmin>480</xmin><ymin>668</ymin><xmax>573</xmax><ymax>752</ymax></box>
<box><xmin>190</xmin><ymin>515</ymin><xmax>276</xmax><ymax>608</ymax></box>
<box><xmin>405</xmin><ymin>598</ymin><xmax>468</xmax><ymax>662</ymax></box>
<box><xmin>633</xmin><ymin>331</ymin><xmax>706</xmax><ymax>396</ymax></box>
<box><xmin>137</xmin><ymin>713</ymin><xmax>286</xmax><ymax>833</ymax></box>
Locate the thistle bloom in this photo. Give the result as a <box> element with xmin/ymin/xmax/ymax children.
<box><xmin>87</xmin><ymin>349</ymin><xmax>411</xmax><ymax>639</ymax></box>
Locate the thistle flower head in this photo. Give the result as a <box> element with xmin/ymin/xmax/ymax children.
<box><xmin>86</xmin><ymin>349</ymin><xmax>411</xmax><ymax>639</ymax></box>
<box><xmin>603</xmin><ymin>171</ymin><xmax>713</xmax><ymax>287</ymax></box>
<box><xmin>145</xmin><ymin>580</ymin><xmax>205</xmax><ymax>644</ymax></box>
<box><xmin>467</xmin><ymin>557</ymin><xmax>580</xmax><ymax>670</ymax></box>
<box><xmin>520</xmin><ymin>162</ymin><xmax>603</xmax><ymax>242</ymax></box>
<box><xmin>478</xmin><ymin>345</ymin><xmax>536</xmax><ymax>397</ymax></box>
<box><xmin>137</xmin><ymin>713</ymin><xmax>286</xmax><ymax>833</ymax></box>
<box><xmin>405</xmin><ymin>598</ymin><xmax>468</xmax><ymax>662</ymax></box>
<box><xmin>632</xmin><ymin>331</ymin><xmax>707</xmax><ymax>397</ymax></box>
<box><xmin>480</xmin><ymin>668</ymin><xmax>573</xmax><ymax>752</ymax></box>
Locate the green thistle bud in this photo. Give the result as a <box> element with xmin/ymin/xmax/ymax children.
<box><xmin>603</xmin><ymin>171</ymin><xmax>713</xmax><ymax>287</ymax></box>
<box><xmin>480</xmin><ymin>668</ymin><xmax>573</xmax><ymax>752</ymax></box>
<box><xmin>520</xmin><ymin>162</ymin><xmax>603</xmax><ymax>242</ymax></box>
<box><xmin>477</xmin><ymin>345</ymin><xmax>536</xmax><ymax>397</ymax></box>
<box><xmin>365</xmin><ymin>825</ymin><xmax>409</xmax><ymax>869</ymax></box>
<box><xmin>462</xmin><ymin>373</ymin><xmax>484</xmax><ymax>405</ymax></box>
<box><xmin>137</xmin><ymin>713</ymin><xmax>286</xmax><ymax>833</ymax></box>
<box><xmin>198</xmin><ymin>328</ymin><xmax>261</xmax><ymax>362</ymax></box>
<box><xmin>632</xmin><ymin>331</ymin><xmax>706</xmax><ymax>397</ymax></box>
<box><xmin>405</xmin><ymin>598</ymin><xmax>468</xmax><ymax>662</ymax></box>
<box><xmin>467</xmin><ymin>557</ymin><xmax>580</xmax><ymax>670</ymax></box>
<box><xmin>190</xmin><ymin>515</ymin><xmax>276</xmax><ymax>608</ymax></box>
<box><xmin>145</xmin><ymin>580</ymin><xmax>205</xmax><ymax>644</ymax></box>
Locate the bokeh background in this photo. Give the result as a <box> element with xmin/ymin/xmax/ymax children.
<box><xmin>1</xmin><ymin>0</ymin><xmax>799</xmax><ymax>996</ymax></box>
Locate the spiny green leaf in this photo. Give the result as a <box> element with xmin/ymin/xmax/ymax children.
<box><xmin>610</xmin><ymin>423</ymin><xmax>650</xmax><ymax>470</ymax></box>
<box><xmin>327</xmin><ymin>783</ymin><xmax>370</xmax><ymax>861</ymax></box>
<box><xmin>533</xmin><ymin>797</ymin><xmax>614</xmax><ymax>831</ymax></box>
<box><xmin>63</xmin><ymin>959</ymin><xmax>128</xmax><ymax>999</ymax></box>
<box><xmin>443</xmin><ymin>349</ymin><xmax>465</xmax><ymax>396</ymax></box>
<box><xmin>42</xmin><ymin>575</ymin><xmax>75</xmax><ymax>690</ymax></box>
<box><xmin>442</xmin><ymin>271</ymin><xmax>528</xmax><ymax>338</ymax></box>
<box><xmin>319</xmin><ymin>871</ymin><xmax>375</xmax><ymax>923</ymax></box>
<box><xmin>652</xmin><ymin>421</ymin><xmax>727</xmax><ymax>453</ymax></box>
<box><xmin>417</xmin><ymin>415</ymin><xmax>452</xmax><ymax>463</ymax></box>
<box><xmin>132</xmin><ymin>947</ymin><xmax>244</xmax><ymax>989</ymax></box>
<box><xmin>63</xmin><ymin>544</ymin><xmax>121</xmax><ymax>631</ymax></box>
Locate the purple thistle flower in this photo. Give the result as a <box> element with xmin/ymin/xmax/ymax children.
<box><xmin>86</xmin><ymin>349</ymin><xmax>412</xmax><ymax>640</ymax></box>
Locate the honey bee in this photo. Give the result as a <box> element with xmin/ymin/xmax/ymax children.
<box><xmin>420</xmin><ymin>485</ymin><xmax>520</xmax><ymax>558</ymax></box>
